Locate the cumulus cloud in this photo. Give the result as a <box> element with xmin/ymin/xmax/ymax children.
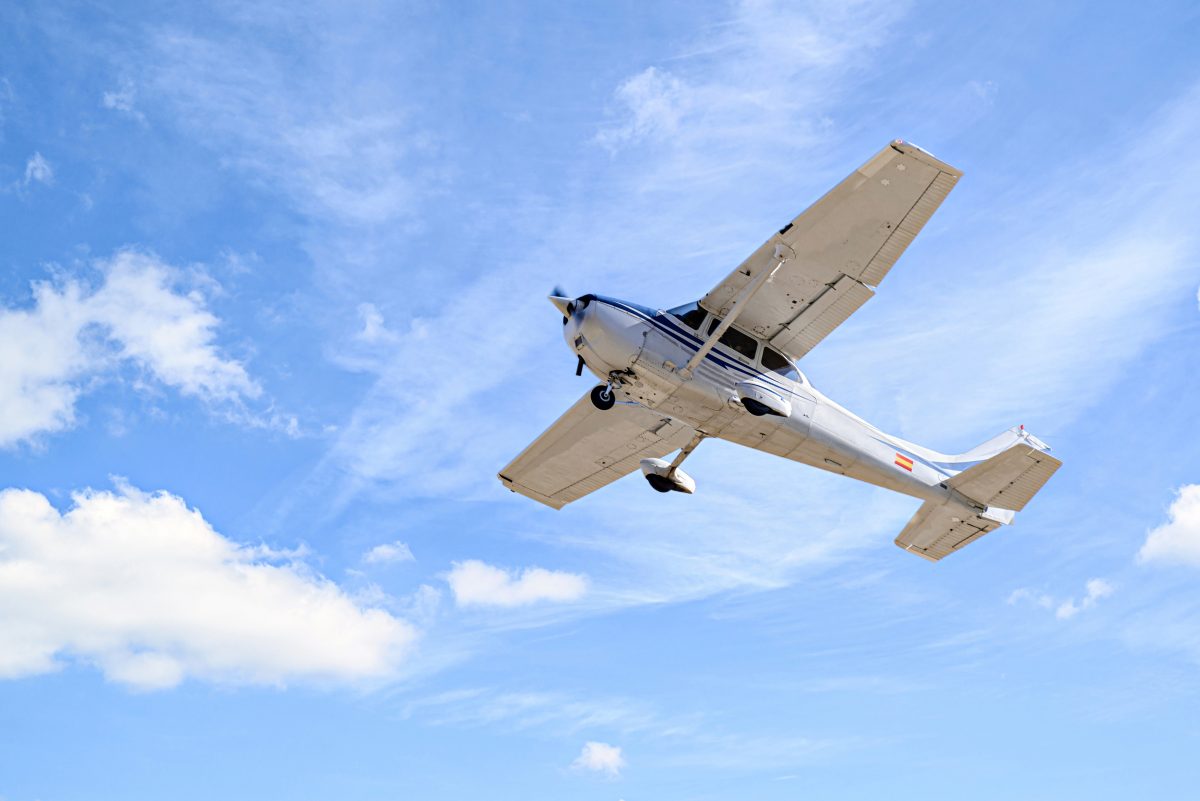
<box><xmin>0</xmin><ymin>483</ymin><xmax>416</xmax><ymax>689</ymax></box>
<box><xmin>0</xmin><ymin>249</ymin><xmax>259</xmax><ymax>446</ymax></box>
<box><xmin>1008</xmin><ymin>578</ymin><xmax>1114</xmax><ymax>620</ymax></box>
<box><xmin>363</xmin><ymin>540</ymin><xmax>414</xmax><ymax>565</ymax></box>
<box><xmin>446</xmin><ymin>560</ymin><xmax>587</xmax><ymax>608</ymax></box>
<box><xmin>571</xmin><ymin>741</ymin><xmax>625</xmax><ymax>777</ymax></box>
<box><xmin>1053</xmin><ymin>579</ymin><xmax>1114</xmax><ymax>620</ymax></box>
<box><xmin>1138</xmin><ymin>485</ymin><xmax>1200</xmax><ymax>567</ymax></box>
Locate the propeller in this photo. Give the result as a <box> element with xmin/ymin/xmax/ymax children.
<box><xmin>549</xmin><ymin>286</ymin><xmax>587</xmax><ymax>377</ymax></box>
<box><xmin>548</xmin><ymin>285</ymin><xmax>573</xmax><ymax>317</ymax></box>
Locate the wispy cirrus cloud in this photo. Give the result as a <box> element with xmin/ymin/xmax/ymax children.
<box><xmin>406</xmin><ymin>684</ymin><xmax>854</xmax><ymax>773</ymax></box>
<box><xmin>811</xmin><ymin>78</ymin><xmax>1200</xmax><ymax>445</ymax></box>
<box><xmin>595</xmin><ymin>0</ymin><xmax>907</xmax><ymax>185</ymax></box>
<box><xmin>143</xmin><ymin>18</ymin><xmax>439</xmax><ymax>229</ymax></box>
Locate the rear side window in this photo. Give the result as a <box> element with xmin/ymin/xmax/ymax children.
<box><xmin>669</xmin><ymin>301</ymin><xmax>707</xmax><ymax>331</ymax></box>
<box><xmin>707</xmin><ymin>319</ymin><xmax>758</xmax><ymax>360</ymax></box>
<box><xmin>762</xmin><ymin>347</ymin><xmax>799</xmax><ymax>380</ymax></box>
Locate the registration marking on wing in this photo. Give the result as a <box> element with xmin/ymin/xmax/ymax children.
<box><xmin>894</xmin><ymin>452</ymin><xmax>914</xmax><ymax>472</ymax></box>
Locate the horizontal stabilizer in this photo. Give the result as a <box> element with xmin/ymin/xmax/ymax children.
<box><xmin>894</xmin><ymin>499</ymin><xmax>1011</xmax><ymax>562</ymax></box>
<box><xmin>947</xmin><ymin>442</ymin><xmax>1062</xmax><ymax>511</ymax></box>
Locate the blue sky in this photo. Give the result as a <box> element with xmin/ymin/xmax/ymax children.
<box><xmin>2</xmin><ymin>1</ymin><xmax>1200</xmax><ymax>798</ymax></box>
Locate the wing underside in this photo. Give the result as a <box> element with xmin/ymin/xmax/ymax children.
<box><xmin>700</xmin><ymin>140</ymin><xmax>962</xmax><ymax>361</ymax></box>
<box><xmin>498</xmin><ymin>394</ymin><xmax>696</xmax><ymax>509</ymax></box>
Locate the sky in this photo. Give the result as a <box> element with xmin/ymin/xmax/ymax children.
<box><xmin>1</xmin><ymin>1</ymin><xmax>1200</xmax><ymax>798</ymax></box>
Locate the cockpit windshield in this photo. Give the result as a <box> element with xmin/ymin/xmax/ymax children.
<box><xmin>761</xmin><ymin>346</ymin><xmax>800</xmax><ymax>381</ymax></box>
<box><xmin>667</xmin><ymin>301</ymin><xmax>707</xmax><ymax>331</ymax></box>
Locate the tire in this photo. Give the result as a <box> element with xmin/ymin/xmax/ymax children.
<box><xmin>590</xmin><ymin>384</ymin><xmax>615</xmax><ymax>410</ymax></box>
<box><xmin>645</xmin><ymin>474</ymin><xmax>675</xmax><ymax>493</ymax></box>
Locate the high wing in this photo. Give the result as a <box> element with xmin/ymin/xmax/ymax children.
<box><xmin>498</xmin><ymin>394</ymin><xmax>696</xmax><ymax>509</ymax></box>
<box><xmin>700</xmin><ymin>140</ymin><xmax>962</xmax><ymax>361</ymax></box>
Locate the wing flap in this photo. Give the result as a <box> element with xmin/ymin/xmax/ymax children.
<box><xmin>947</xmin><ymin>445</ymin><xmax>1063</xmax><ymax>512</ymax></box>
<box><xmin>768</xmin><ymin>274</ymin><xmax>874</xmax><ymax>358</ymax></box>
<box><xmin>498</xmin><ymin>394</ymin><xmax>695</xmax><ymax>509</ymax></box>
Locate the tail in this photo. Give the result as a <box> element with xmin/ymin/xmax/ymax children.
<box><xmin>895</xmin><ymin>427</ymin><xmax>1062</xmax><ymax>562</ymax></box>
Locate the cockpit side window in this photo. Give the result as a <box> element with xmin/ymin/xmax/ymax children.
<box><xmin>668</xmin><ymin>301</ymin><xmax>707</xmax><ymax>331</ymax></box>
<box><xmin>761</xmin><ymin>346</ymin><xmax>799</xmax><ymax>381</ymax></box>
<box><xmin>707</xmin><ymin>318</ymin><xmax>758</xmax><ymax>360</ymax></box>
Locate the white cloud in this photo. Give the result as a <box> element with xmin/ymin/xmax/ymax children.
<box><xmin>21</xmin><ymin>152</ymin><xmax>53</xmax><ymax>187</ymax></box>
<box><xmin>355</xmin><ymin>302</ymin><xmax>396</xmax><ymax>343</ymax></box>
<box><xmin>571</xmin><ymin>741</ymin><xmax>626</xmax><ymax>777</ymax></box>
<box><xmin>1008</xmin><ymin>578</ymin><xmax>1114</xmax><ymax>620</ymax></box>
<box><xmin>1054</xmin><ymin>579</ymin><xmax>1115</xmax><ymax>620</ymax></box>
<box><xmin>594</xmin><ymin>0</ymin><xmax>903</xmax><ymax>168</ymax></box>
<box><xmin>101</xmin><ymin>82</ymin><xmax>146</xmax><ymax>124</ymax></box>
<box><xmin>146</xmin><ymin>26</ymin><xmax>433</xmax><ymax>227</ymax></box>
<box><xmin>0</xmin><ymin>248</ymin><xmax>259</xmax><ymax>446</ymax></box>
<box><xmin>101</xmin><ymin>85</ymin><xmax>135</xmax><ymax>113</ymax></box>
<box><xmin>363</xmin><ymin>540</ymin><xmax>414</xmax><ymax>565</ymax></box>
<box><xmin>446</xmin><ymin>560</ymin><xmax>587</xmax><ymax>608</ymax></box>
<box><xmin>595</xmin><ymin>67</ymin><xmax>690</xmax><ymax>150</ymax></box>
<box><xmin>1006</xmin><ymin>587</ymin><xmax>1056</xmax><ymax>611</ymax></box>
<box><xmin>1138</xmin><ymin>485</ymin><xmax>1200</xmax><ymax>567</ymax></box>
<box><xmin>0</xmin><ymin>483</ymin><xmax>416</xmax><ymax>689</ymax></box>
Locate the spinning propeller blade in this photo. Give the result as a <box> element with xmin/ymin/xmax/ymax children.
<box><xmin>548</xmin><ymin>286</ymin><xmax>572</xmax><ymax>316</ymax></box>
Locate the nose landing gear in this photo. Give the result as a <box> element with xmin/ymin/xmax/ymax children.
<box><xmin>590</xmin><ymin>384</ymin><xmax>616</xmax><ymax>410</ymax></box>
<box><xmin>589</xmin><ymin>370</ymin><xmax>636</xmax><ymax>411</ymax></box>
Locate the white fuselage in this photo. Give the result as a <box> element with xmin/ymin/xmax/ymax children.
<box><xmin>566</xmin><ymin>294</ymin><xmax>967</xmax><ymax>504</ymax></box>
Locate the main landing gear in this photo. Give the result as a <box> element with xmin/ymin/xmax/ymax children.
<box><xmin>641</xmin><ymin>432</ymin><xmax>705</xmax><ymax>495</ymax></box>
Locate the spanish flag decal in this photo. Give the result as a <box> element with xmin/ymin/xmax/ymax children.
<box><xmin>894</xmin><ymin>452</ymin><xmax>914</xmax><ymax>472</ymax></box>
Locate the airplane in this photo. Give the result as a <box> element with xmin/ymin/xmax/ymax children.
<box><xmin>498</xmin><ymin>140</ymin><xmax>1061</xmax><ymax>561</ymax></box>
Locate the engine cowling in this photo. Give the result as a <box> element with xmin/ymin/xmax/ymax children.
<box><xmin>640</xmin><ymin>458</ymin><xmax>696</xmax><ymax>494</ymax></box>
<box><xmin>735</xmin><ymin>380</ymin><xmax>792</xmax><ymax>417</ymax></box>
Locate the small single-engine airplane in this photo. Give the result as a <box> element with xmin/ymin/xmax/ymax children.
<box><xmin>499</xmin><ymin>140</ymin><xmax>1061</xmax><ymax>561</ymax></box>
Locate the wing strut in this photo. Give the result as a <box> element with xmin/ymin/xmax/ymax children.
<box><xmin>680</xmin><ymin>246</ymin><xmax>789</xmax><ymax>377</ymax></box>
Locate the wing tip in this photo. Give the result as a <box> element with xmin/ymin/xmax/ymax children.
<box><xmin>890</xmin><ymin>139</ymin><xmax>963</xmax><ymax>177</ymax></box>
<box><xmin>894</xmin><ymin>538</ymin><xmax>941</xmax><ymax>562</ymax></box>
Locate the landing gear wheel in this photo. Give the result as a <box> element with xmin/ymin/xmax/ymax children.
<box><xmin>645</xmin><ymin>474</ymin><xmax>675</xmax><ymax>493</ymax></box>
<box><xmin>590</xmin><ymin>384</ymin><xmax>616</xmax><ymax>410</ymax></box>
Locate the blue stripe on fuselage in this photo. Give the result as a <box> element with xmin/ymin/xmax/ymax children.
<box><xmin>592</xmin><ymin>296</ymin><xmax>796</xmax><ymax>396</ymax></box>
